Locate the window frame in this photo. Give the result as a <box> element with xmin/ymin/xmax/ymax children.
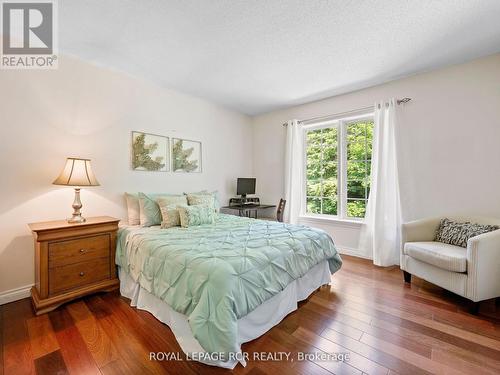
<box><xmin>301</xmin><ymin>111</ymin><xmax>374</xmax><ymax>222</ymax></box>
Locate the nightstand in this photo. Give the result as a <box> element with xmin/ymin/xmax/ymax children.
<box><xmin>28</xmin><ymin>216</ymin><xmax>120</xmax><ymax>315</ymax></box>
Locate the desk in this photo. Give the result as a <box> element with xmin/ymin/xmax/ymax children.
<box><xmin>221</xmin><ymin>204</ymin><xmax>276</xmax><ymax>219</ymax></box>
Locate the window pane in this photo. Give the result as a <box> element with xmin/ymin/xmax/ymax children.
<box><xmin>304</xmin><ymin>118</ymin><xmax>372</xmax><ymax>219</ymax></box>
<box><xmin>347</xmin><ymin>142</ymin><xmax>366</xmax><ymax>161</ymax></box>
<box><xmin>347</xmin><ymin>180</ymin><xmax>365</xmax><ymax>199</ymax></box>
<box><xmin>366</xmin><ymin>122</ymin><xmax>374</xmax><ymax>139</ymax></box>
<box><xmin>306</xmin><ymin>146</ymin><xmax>322</xmax><ymax>180</ymax></box>
<box><xmin>306</xmin><ymin>164</ymin><xmax>322</xmax><ymax>180</ymax></box>
<box><xmin>347</xmin><ymin>122</ymin><xmax>366</xmax><ymax>143</ymax></box>
<box><xmin>347</xmin><ymin>200</ymin><xmax>366</xmax><ymax>218</ymax></box>
<box><xmin>366</xmin><ymin>140</ymin><xmax>373</xmax><ymax>160</ymax></box>
<box><xmin>322</xmin><ymin>198</ymin><xmax>337</xmax><ymax>215</ymax></box>
<box><xmin>322</xmin><ymin>162</ymin><xmax>337</xmax><ymax>179</ymax></box>
<box><xmin>366</xmin><ymin>122</ymin><xmax>374</xmax><ymax>160</ymax></box>
<box><xmin>365</xmin><ymin>161</ymin><xmax>372</xmax><ymax>175</ymax></box>
<box><xmin>322</xmin><ymin>179</ymin><xmax>337</xmax><ymax>198</ymax></box>
<box><xmin>306</xmin><ymin>167</ymin><xmax>321</xmax><ymax>180</ymax></box>
<box><xmin>306</xmin><ymin>197</ymin><xmax>321</xmax><ymax>214</ymax></box>
<box><xmin>322</xmin><ymin>127</ymin><xmax>338</xmax><ymax>144</ymax></box>
<box><xmin>306</xmin><ymin>146</ymin><xmax>322</xmax><ymax>160</ymax></box>
<box><xmin>346</xmin><ymin>120</ymin><xmax>373</xmax><ymax>219</ymax></box>
<box><xmin>363</xmin><ymin>176</ymin><xmax>371</xmax><ymax>198</ymax></box>
<box><xmin>307</xmin><ymin>129</ymin><xmax>322</xmax><ymax>146</ymax></box>
<box><xmin>347</xmin><ymin>161</ymin><xmax>367</xmax><ymax>181</ymax></box>
<box><xmin>323</xmin><ymin>145</ymin><xmax>337</xmax><ymax>162</ymax></box>
<box><xmin>306</xmin><ymin>180</ymin><xmax>322</xmax><ymax>197</ymax></box>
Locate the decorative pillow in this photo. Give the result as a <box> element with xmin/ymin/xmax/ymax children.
<box><xmin>186</xmin><ymin>192</ymin><xmax>217</xmax><ymax>212</ymax></box>
<box><xmin>185</xmin><ymin>190</ymin><xmax>220</xmax><ymax>212</ymax></box>
<box><xmin>125</xmin><ymin>193</ymin><xmax>140</xmax><ymax>225</ymax></box>
<box><xmin>156</xmin><ymin>197</ymin><xmax>187</xmax><ymax>228</ymax></box>
<box><xmin>138</xmin><ymin>193</ymin><xmax>187</xmax><ymax>227</ymax></box>
<box><xmin>177</xmin><ymin>205</ymin><xmax>216</xmax><ymax>228</ymax></box>
<box><xmin>435</xmin><ymin>218</ymin><xmax>499</xmax><ymax>248</ymax></box>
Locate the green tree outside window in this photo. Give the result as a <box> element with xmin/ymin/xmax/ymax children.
<box><xmin>305</xmin><ymin>119</ymin><xmax>373</xmax><ymax>218</ymax></box>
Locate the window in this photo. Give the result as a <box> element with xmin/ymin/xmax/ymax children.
<box><xmin>304</xmin><ymin>114</ymin><xmax>374</xmax><ymax>220</ymax></box>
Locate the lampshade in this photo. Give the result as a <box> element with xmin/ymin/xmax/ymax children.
<box><xmin>53</xmin><ymin>158</ymin><xmax>100</xmax><ymax>187</ymax></box>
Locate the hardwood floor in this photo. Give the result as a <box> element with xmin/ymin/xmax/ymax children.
<box><xmin>1</xmin><ymin>255</ymin><xmax>499</xmax><ymax>375</ymax></box>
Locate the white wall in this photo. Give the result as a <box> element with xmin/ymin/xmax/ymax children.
<box><xmin>253</xmin><ymin>53</ymin><xmax>500</xmax><ymax>258</ymax></box>
<box><xmin>2</xmin><ymin>52</ymin><xmax>499</xmax><ymax>300</ymax></box>
<box><xmin>0</xmin><ymin>56</ymin><xmax>253</xmax><ymax>298</ymax></box>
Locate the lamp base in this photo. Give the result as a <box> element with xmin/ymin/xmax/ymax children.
<box><xmin>67</xmin><ymin>188</ymin><xmax>86</xmax><ymax>224</ymax></box>
<box><xmin>68</xmin><ymin>215</ymin><xmax>86</xmax><ymax>224</ymax></box>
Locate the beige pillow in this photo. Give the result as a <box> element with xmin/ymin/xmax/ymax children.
<box><xmin>156</xmin><ymin>196</ymin><xmax>188</xmax><ymax>228</ymax></box>
<box><xmin>186</xmin><ymin>193</ymin><xmax>216</xmax><ymax>211</ymax></box>
<box><xmin>184</xmin><ymin>190</ymin><xmax>220</xmax><ymax>212</ymax></box>
<box><xmin>125</xmin><ymin>193</ymin><xmax>140</xmax><ymax>225</ymax></box>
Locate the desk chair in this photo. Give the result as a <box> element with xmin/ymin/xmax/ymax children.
<box><xmin>260</xmin><ymin>198</ymin><xmax>286</xmax><ymax>222</ymax></box>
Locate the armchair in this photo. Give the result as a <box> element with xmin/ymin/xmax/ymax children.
<box><xmin>401</xmin><ymin>216</ymin><xmax>500</xmax><ymax>311</ymax></box>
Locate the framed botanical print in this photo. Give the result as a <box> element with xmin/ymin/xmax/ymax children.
<box><xmin>131</xmin><ymin>131</ymin><xmax>169</xmax><ymax>172</ymax></box>
<box><xmin>172</xmin><ymin>138</ymin><xmax>202</xmax><ymax>173</ymax></box>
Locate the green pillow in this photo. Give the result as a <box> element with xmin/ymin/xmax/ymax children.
<box><xmin>177</xmin><ymin>205</ymin><xmax>216</xmax><ymax>228</ymax></box>
<box><xmin>138</xmin><ymin>192</ymin><xmax>187</xmax><ymax>227</ymax></box>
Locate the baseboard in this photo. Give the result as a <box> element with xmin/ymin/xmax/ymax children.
<box><xmin>338</xmin><ymin>246</ymin><xmax>372</xmax><ymax>260</ymax></box>
<box><xmin>0</xmin><ymin>284</ymin><xmax>33</xmax><ymax>305</ymax></box>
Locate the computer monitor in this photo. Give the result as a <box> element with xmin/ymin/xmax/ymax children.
<box><xmin>236</xmin><ymin>178</ymin><xmax>256</xmax><ymax>198</ymax></box>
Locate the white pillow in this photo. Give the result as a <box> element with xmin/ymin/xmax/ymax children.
<box><xmin>125</xmin><ymin>193</ymin><xmax>140</xmax><ymax>225</ymax></box>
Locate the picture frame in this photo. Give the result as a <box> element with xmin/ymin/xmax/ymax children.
<box><xmin>131</xmin><ymin>131</ymin><xmax>169</xmax><ymax>172</ymax></box>
<box><xmin>172</xmin><ymin>138</ymin><xmax>202</xmax><ymax>173</ymax></box>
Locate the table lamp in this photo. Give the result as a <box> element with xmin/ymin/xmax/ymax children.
<box><xmin>53</xmin><ymin>157</ymin><xmax>100</xmax><ymax>223</ymax></box>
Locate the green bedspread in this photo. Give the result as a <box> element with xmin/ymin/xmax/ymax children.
<box><xmin>116</xmin><ymin>214</ymin><xmax>342</xmax><ymax>359</ymax></box>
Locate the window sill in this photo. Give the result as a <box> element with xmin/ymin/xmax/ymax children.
<box><xmin>299</xmin><ymin>215</ymin><xmax>365</xmax><ymax>227</ymax></box>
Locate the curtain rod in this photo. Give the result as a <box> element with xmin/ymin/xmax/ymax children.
<box><xmin>282</xmin><ymin>97</ymin><xmax>412</xmax><ymax>126</ymax></box>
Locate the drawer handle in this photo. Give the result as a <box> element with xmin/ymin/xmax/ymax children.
<box><xmin>79</xmin><ymin>272</ymin><xmax>85</xmax><ymax>277</ymax></box>
<box><xmin>79</xmin><ymin>249</ymin><xmax>86</xmax><ymax>253</ymax></box>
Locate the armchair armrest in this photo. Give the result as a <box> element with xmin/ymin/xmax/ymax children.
<box><xmin>466</xmin><ymin>229</ymin><xmax>500</xmax><ymax>301</ymax></box>
<box><xmin>401</xmin><ymin>217</ymin><xmax>441</xmax><ymax>250</ymax></box>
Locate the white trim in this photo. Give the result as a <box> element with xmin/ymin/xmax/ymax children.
<box><xmin>299</xmin><ymin>215</ymin><xmax>364</xmax><ymax>228</ymax></box>
<box><xmin>338</xmin><ymin>246</ymin><xmax>372</xmax><ymax>260</ymax></box>
<box><xmin>301</xmin><ymin>109</ymin><xmax>374</xmax><ymax>127</ymax></box>
<box><xmin>0</xmin><ymin>284</ymin><xmax>33</xmax><ymax>305</ymax></box>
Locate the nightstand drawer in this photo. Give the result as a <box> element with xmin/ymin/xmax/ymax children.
<box><xmin>49</xmin><ymin>234</ymin><xmax>110</xmax><ymax>268</ymax></box>
<box><xmin>49</xmin><ymin>258</ymin><xmax>110</xmax><ymax>295</ymax></box>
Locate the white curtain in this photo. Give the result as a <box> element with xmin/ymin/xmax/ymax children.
<box><xmin>360</xmin><ymin>99</ymin><xmax>402</xmax><ymax>266</ymax></box>
<box><xmin>284</xmin><ymin>119</ymin><xmax>303</xmax><ymax>224</ymax></box>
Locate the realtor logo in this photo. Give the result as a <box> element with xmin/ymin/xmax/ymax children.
<box><xmin>1</xmin><ymin>0</ymin><xmax>58</xmax><ymax>69</ymax></box>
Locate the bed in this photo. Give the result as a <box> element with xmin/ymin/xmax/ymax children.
<box><xmin>116</xmin><ymin>213</ymin><xmax>342</xmax><ymax>368</ymax></box>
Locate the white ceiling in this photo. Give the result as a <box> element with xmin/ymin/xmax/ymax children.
<box><xmin>60</xmin><ymin>1</ymin><xmax>500</xmax><ymax>115</ymax></box>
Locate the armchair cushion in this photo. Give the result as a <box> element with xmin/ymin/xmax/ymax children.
<box><xmin>404</xmin><ymin>241</ymin><xmax>467</xmax><ymax>272</ymax></box>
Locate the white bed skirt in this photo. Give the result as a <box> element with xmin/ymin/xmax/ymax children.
<box><xmin>118</xmin><ymin>260</ymin><xmax>331</xmax><ymax>369</ymax></box>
